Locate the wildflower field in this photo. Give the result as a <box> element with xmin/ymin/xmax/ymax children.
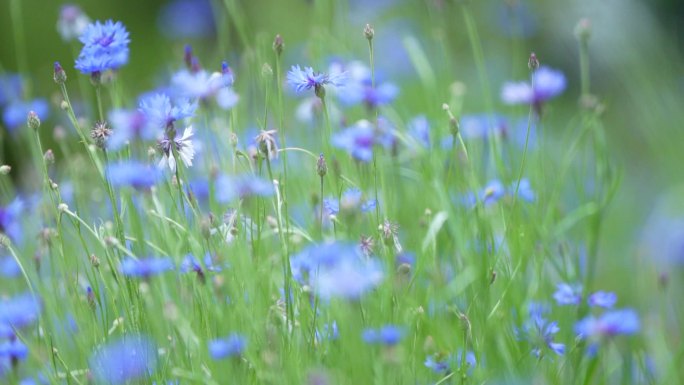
<box><xmin>1</xmin><ymin>0</ymin><xmax>683</xmax><ymax>384</ymax></box>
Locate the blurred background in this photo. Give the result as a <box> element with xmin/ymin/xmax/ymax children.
<box><xmin>1</xmin><ymin>0</ymin><xmax>683</xmax><ymax>325</ymax></box>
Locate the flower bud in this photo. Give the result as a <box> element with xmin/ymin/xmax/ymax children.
<box><xmin>54</xmin><ymin>62</ymin><xmax>67</xmax><ymax>84</ymax></box>
<box><xmin>27</xmin><ymin>111</ymin><xmax>41</xmax><ymax>131</ymax></box>
<box><xmin>262</xmin><ymin>63</ymin><xmax>273</xmax><ymax>78</ymax></box>
<box><xmin>364</xmin><ymin>24</ymin><xmax>374</xmax><ymax>41</ymax></box>
<box><xmin>57</xmin><ymin>203</ymin><xmax>69</xmax><ymax>212</ymax></box>
<box><xmin>273</xmin><ymin>34</ymin><xmax>284</xmax><ymax>56</ymax></box>
<box><xmin>0</xmin><ymin>165</ymin><xmax>11</xmax><ymax>175</ymax></box>
<box><xmin>44</xmin><ymin>149</ymin><xmax>55</xmax><ymax>164</ymax></box>
<box><xmin>317</xmin><ymin>153</ymin><xmax>327</xmax><ymax>177</ymax></box>
<box><xmin>574</xmin><ymin>18</ymin><xmax>591</xmax><ymax>42</ymax></box>
<box><xmin>528</xmin><ymin>52</ymin><xmax>539</xmax><ymax>71</ymax></box>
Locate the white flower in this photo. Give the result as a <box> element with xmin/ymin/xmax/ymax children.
<box><xmin>158</xmin><ymin>126</ymin><xmax>195</xmax><ymax>172</ymax></box>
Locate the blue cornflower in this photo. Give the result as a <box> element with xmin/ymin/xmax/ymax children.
<box><xmin>0</xmin><ymin>293</ymin><xmax>41</xmax><ymax>332</ymax></box>
<box><xmin>158</xmin><ymin>125</ymin><xmax>195</xmax><ymax>172</ymax></box>
<box><xmin>362</xmin><ymin>325</ymin><xmax>404</xmax><ymax>346</ymax></box>
<box><xmin>501</xmin><ymin>66</ymin><xmax>566</xmax><ymax>110</ymax></box>
<box><xmin>0</xmin><ymin>198</ymin><xmax>24</xmax><ymax>243</ymax></box>
<box><xmin>214</xmin><ymin>174</ymin><xmax>274</xmax><ymax>203</ymax></box>
<box><xmin>158</xmin><ymin>0</ymin><xmax>216</xmax><ymax>39</ymax></box>
<box><xmin>407</xmin><ymin>115</ymin><xmax>431</xmax><ymax>148</ymax></box>
<box><xmin>0</xmin><ymin>339</ymin><xmax>28</xmax><ymax>363</ymax></box>
<box><xmin>0</xmin><ymin>256</ymin><xmax>20</xmax><ymax>278</ymax></box>
<box><xmin>2</xmin><ymin>99</ymin><xmax>49</xmax><ymax>133</ymax></box>
<box><xmin>89</xmin><ymin>334</ymin><xmax>158</xmax><ymax>385</ymax></box>
<box><xmin>553</xmin><ymin>283</ymin><xmax>582</xmax><ymax>306</ymax></box>
<box><xmin>107</xmin><ymin>161</ymin><xmax>161</xmax><ymax>190</ymax></box>
<box><xmin>425</xmin><ymin>350</ymin><xmax>476</xmax><ymax>375</ymax></box>
<box><xmin>323</xmin><ymin>188</ymin><xmax>376</xmax><ymax>217</ymax></box>
<box><xmin>290</xmin><ymin>242</ymin><xmax>384</xmax><ymax>300</ymax></box>
<box><xmin>0</xmin><ymin>74</ymin><xmax>22</xmax><ymax>106</ymax></box>
<box><xmin>588</xmin><ymin>291</ymin><xmax>617</xmax><ymax>308</ymax></box>
<box><xmin>74</xmin><ymin>20</ymin><xmax>130</xmax><ymax>75</ymax></box>
<box><xmin>287</xmin><ymin>65</ymin><xmax>345</xmax><ymax>96</ymax></box>
<box><xmin>509</xmin><ymin>178</ymin><xmax>536</xmax><ymax>202</ymax></box>
<box><xmin>171</xmin><ymin>63</ymin><xmax>237</xmax><ymax>103</ymax></box>
<box><xmin>332</xmin><ymin>120</ymin><xmax>376</xmax><ymax>162</ymax></box>
<box><xmin>575</xmin><ymin>308</ymin><xmax>640</xmax><ymax>339</ymax></box>
<box><xmin>180</xmin><ymin>253</ymin><xmax>223</xmax><ymax>273</ymax></box>
<box><xmin>315</xmin><ymin>321</ymin><xmax>340</xmax><ymax>342</ymax></box>
<box><xmin>57</xmin><ymin>4</ymin><xmax>91</xmax><ymax>41</ymax></box>
<box><xmin>209</xmin><ymin>333</ymin><xmax>247</xmax><ymax>359</ymax></box>
<box><xmin>139</xmin><ymin>93</ymin><xmax>196</xmax><ymax>131</ymax></box>
<box><xmin>107</xmin><ymin>109</ymin><xmax>152</xmax><ymax>150</ymax></box>
<box><xmin>481</xmin><ymin>179</ymin><xmax>506</xmax><ymax>206</ymax></box>
<box><xmin>516</xmin><ymin>303</ymin><xmax>565</xmax><ymax>358</ymax></box>
<box><xmin>120</xmin><ymin>257</ymin><xmax>174</xmax><ymax>278</ymax></box>
<box><xmin>336</xmin><ymin>61</ymin><xmax>398</xmax><ymax>108</ymax></box>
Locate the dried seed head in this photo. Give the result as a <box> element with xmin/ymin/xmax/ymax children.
<box><xmin>255</xmin><ymin>129</ymin><xmax>278</xmax><ymax>160</ymax></box>
<box><xmin>528</xmin><ymin>52</ymin><xmax>539</xmax><ymax>71</ymax></box>
<box><xmin>91</xmin><ymin>121</ymin><xmax>111</xmax><ymax>149</ymax></box>
<box><xmin>273</xmin><ymin>34</ymin><xmax>284</xmax><ymax>56</ymax></box>
<box><xmin>316</xmin><ymin>153</ymin><xmax>327</xmax><ymax>177</ymax></box>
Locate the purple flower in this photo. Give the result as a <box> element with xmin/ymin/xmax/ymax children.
<box><xmin>290</xmin><ymin>242</ymin><xmax>384</xmax><ymax>300</ymax></box>
<box><xmin>287</xmin><ymin>65</ymin><xmax>345</xmax><ymax>94</ymax></box>
<box><xmin>0</xmin><ymin>198</ymin><xmax>24</xmax><ymax>244</ymax></box>
<box><xmin>89</xmin><ymin>334</ymin><xmax>158</xmax><ymax>385</ymax></box>
<box><xmin>553</xmin><ymin>283</ymin><xmax>582</xmax><ymax>306</ymax></box>
<box><xmin>57</xmin><ymin>4</ymin><xmax>91</xmax><ymax>41</ymax></box>
<box><xmin>575</xmin><ymin>309</ymin><xmax>640</xmax><ymax>339</ymax></box>
<box><xmin>214</xmin><ymin>174</ymin><xmax>274</xmax><ymax>203</ymax></box>
<box><xmin>107</xmin><ymin>161</ymin><xmax>161</xmax><ymax>190</ymax></box>
<box><xmin>588</xmin><ymin>291</ymin><xmax>617</xmax><ymax>308</ymax></box>
<box><xmin>501</xmin><ymin>66</ymin><xmax>566</xmax><ymax>108</ymax></box>
<box><xmin>120</xmin><ymin>257</ymin><xmax>174</xmax><ymax>278</ymax></box>
<box><xmin>158</xmin><ymin>126</ymin><xmax>195</xmax><ymax>172</ymax></box>
<box><xmin>481</xmin><ymin>179</ymin><xmax>506</xmax><ymax>206</ymax></box>
<box><xmin>74</xmin><ymin>20</ymin><xmax>130</xmax><ymax>74</ymax></box>
<box><xmin>0</xmin><ymin>293</ymin><xmax>41</xmax><ymax>333</ymax></box>
<box><xmin>170</xmin><ymin>63</ymin><xmax>238</xmax><ymax>110</ymax></box>
<box><xmin>332</xmin><ymin>120</ymin><xmax>376</xmax><ymax>162</ymax></box>
<box><xmin>2</xmin><ymin>99</ymin><xmax>49</xmax><ymax>133</ymax></box>
<box><xmin>139</xmin><ymin>93</ymin><xmax>196</xmax><ymax>131</ymax></box>
<box><xmin>209</xmin><ymin>333</ymin><xmax>247</xmax><ymax>359</ymax></box>
<box><xmin>362</xmin><ymin>325</ymin><xmax>404</xmax><ymax>346</ymax></box>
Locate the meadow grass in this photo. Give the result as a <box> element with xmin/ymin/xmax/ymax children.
<box><xmin>0</xmin><ymin>1</ymin><xmax>681</xmax><ymax>384</ymax></box>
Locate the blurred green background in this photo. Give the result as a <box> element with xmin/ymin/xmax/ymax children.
<box><xmin>1</xmin><ymin>0</ymin><xmax>683</xmax><ymax>298</ymax></box>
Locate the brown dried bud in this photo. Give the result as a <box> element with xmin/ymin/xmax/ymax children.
<box><xmin>273</xmin><ymin>34</ymin><xmax>284</xmax><ymax>56</ymax></box>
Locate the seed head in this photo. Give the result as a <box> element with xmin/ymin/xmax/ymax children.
<box><xmin>528</xmin><ymin>52</ymin><xmax>539</xmax><ymax>71</ymax></box>
<box><xmin>255</xmin><ymin>129</ymin><xmax>278</xmax><ymax>160</ymax></box>
<box><xmin>91</xmin><ymin>121</ymin><xmax>112</xmax><ymax>149</ymax></box>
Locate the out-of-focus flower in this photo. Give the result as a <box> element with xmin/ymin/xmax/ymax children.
<box><xmin>0</xmin><ymin>339</ymin><xmax>28</xmax><ymax>362</ymax></box>
<box><xmin>323</xmin><ymin>188</ymin><xmax>376</xmax><ymax>217</ymax></box>
<box><xmin>0</xmin><ymin>293</ymin><xmax>41</xmax><ymax>332</ymax></box>
<box><xmin>553</xmin><ymin>283</ymin><xmax>582</xmax><ymax>306</ymax></box>
<box><xmin>139</xmin><ymin>93</ymin><xmax>196</xmax><ymax>131</ymax></box>
<box><xmin>425</xmin><ymin>350</ymin><xmax>476</xmax><ymax>375</ymax></box>
<box><xmin>107</xmin><ymin>161</ymin><xmax>161</xmax><ymax>190</ymax></box>
<box><xmin>575</xmin><ymin>309</ymin><xmax>640</xmax><ymax>339</ymax></box>
<box><xmin>290</xmin><ymin>242</ymin><xmax>384</xmax><ymax>300</ymax></box>
<box><xmin>287</xmin><ymin>65</ymin><xmax>345</xmax><ymax>97</ymax></box>
<box><xmin>0</xmin><ymin>198</ymin><xmax>25</xmax><ymax>244</ymax></box>
<box><xmin>335</xmin><ymin>61</ymin><xmax>398</xmax><ymax>108</ymax></box>
<box><xmin>170</xmin><ymin>62</ymin><xmax>238</xmax><ymax>110</ymax></box>
<box><xmin>588</xmin><ymin>291</ymin><xmax>617</xmax><ymax>308</ymax></box>
<box><xmin>157</xmin><ymin>0</ymin><xmax>216</xmax><ymax>39</ymax></box>
<box><xmin>0</xmin><ymin>256</ymin><xmax>20</xmax><ymax>278</ymax></box>
<box><xmin>516</xmin><ymin>303</ymin><xmax>565</xmax><ymax>358</ymax></box>
<box><xmin>214</xmin><ymin>174</ymin><xmax>274</xmax><ymax>203</ymax></box>
<box><xmin>107</xmin><ymin>109</ymin><xmax>152</xmax><ymax>150</ymax></box>
<box><xmin>332</xmin><ymin>118</ymin><xmax>396</xmax><ymax>162</ymax></box>
<box><xmin>362</xmin><ymin>325</ymin><xmax>404</xmax><ymax>346</ymax></box>
<box><xmin>74</xmin><ymin>20</ymin><xmax>130</xmax><ymax>75</ymax></box>
<box><xmin>120</xmin><ymin>257</ymin><xmax>174</xmax><ymax>278</ymax></box>
<box><xmin>158</xmin><ymin>126</ymin><xmax>195</xmax><ymax>172</ymax></box>
<box><xmin>89</xmin><ymin>334</ymin><xmax>158</xmax><ymax>385</ymax></box>
<box><xmin>407</xmin><ymin>115</ymin><xmax>430</xmax><ymax>148</ymax></box>
<box><xmin>509</xmin><ymin>178</ymin><xmax>536</xmax><ymax>202</ymax></box>
<box><xmin>209</xmin><ymin>333</ymin><xmax>247</xmax><ymax>359</ymax></box>
<box><xmin>2</xmin><ymin>99</ymin><xmax>49</xmax><ymax>133</ymax></box>
<box><xmin>57</xmin><ymin>4</ymin><xmax>91</xmax><ymax>41</ymax></box>
<box><xmin>501</xmin><ymin>66</ymin><xmax>566</xmax><ymax>110</ymax></box>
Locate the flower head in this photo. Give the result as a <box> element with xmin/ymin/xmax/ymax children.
<box><xmin>588</xmin><ymin>291</ymin><xmax>617</xmax><ymax>308</ymax></box>
<box><xmin>158</xmin><ymin>126</ymin><xmax>195</xmax><ymax>172</ymax></box>
<box><xmin>287</xmin><ymin>65</ymin><xmax>345</xmax><ymax>97</ymax></box>
<box><xmin>516</xmin><ymin>303</ymin><xmax>565</xmax><ymax>358</ymax></box>
<box><xmin>209</xmin><ymin>333</ymin><xmax>247</xmax><ymax>359</ymax></box>
<box><xmin>362</xmin><ymin>325</ymin><xmax>404</xmax><ymax>346</ymax></box>
<box><xmin>0</xmin><ymin>198</ymin><xmax>25</xmax><ymax>244</ymax></box>
<box><xmin>575</xmin><ymin>308</ymin><xmax>640</xmax><ymax>339</ymax></box>
<box><xmin>2</xmin><ymin>99</ymin><xmax>49</xmax><ymax>133</ymax></box>
<box><xmin>501</xmin><ymin>66</ymin><xmax>566</xmax><ymax>109</ymax></box>
<box><xmin>139</xmin><ymin>93</ymin><xmax>196</xmax><ymax>131</ymax></box>
<box><xmin>120</xmin><ymin>257</ymin><xmax>174</xmax><ymax>278</ymax></box>
<box><xmin>0</xmin><ymin>293</ymin><xmax>41</xmax><ymax>333</ymax></box>
<box><xmin>336</xmin><ymin>61</ymin><xmax>398</xmax><ymax>108</ymax></box>
<box><xmin>107</xmin><ymin>109</ymin><xmax>151</xmax><ymax>150</ymax></box>
<box><xmin>214</xmin><ymin>174</ymin><xmax>274</xmax><ymax>203</ymax></box>
<box><xmin>74</xmin><ymin>20</ymin><xmax>130</xmax><ymax>74</ymax></box>
<box><xmin>0</xmin><ymin>256</ymin><xmax>20</xmax><ymax>278</ymax></box>
<box><xmin>89</xmin><ymin>334</ymin><xmax>158</xmax><ymax>385</ymax></box>
<box><xmin>57</xmin><ymin>4</ymin><xmax>91</xmax><ymax>41</ymax></box>
<box><xmin>553</xmin><ymin>283</ymin><xmax>582</xmax><ymax>306</ymax></box>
